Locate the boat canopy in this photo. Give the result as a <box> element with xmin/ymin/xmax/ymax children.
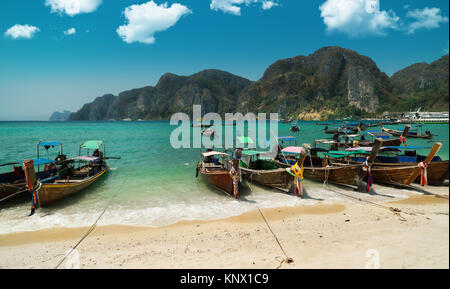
<box><xmin>281</xmin><ymin>146</ymin><xmax>304</xmax><ymax>154</ymax></box>
<box><xmin>365</xmin><ymin>131</ymin><xmax>391</xmax><ymax>136</ymax></box>
<box><xmin>38</xmin><ymin>141</ymin><xmax>62</xmax><ymax>147</ymax></box>
<box><xmin>325</xmin><ymin>150</ymin><xmax>369</xmax><ymax>158</ymax></box>
<box><xmin>346</xmin><ymin>146</ymin><xmax>428</xmax><ymax>152</ymax></box>
<box><xmin>241</xmin><ymin>150</ymin><xmax>264</xmax><ymax>156</ymax></box>
<box><xmin>202</xmin><ymin>151</ymin><xmax>230</xmax><ymax>157</ymax></box>
<box><xmin>24</xmin><ymin>158</ymin><xmax>55</xmax><ymax>166</ymax></box>
<box><xmin>383</xmin><ymin>146</ymin><xmax>427</xmax><ymax>150</ymax></box>
<box><xmin>72</xmin><ymin>156</ymin><xmax>100</xmax><ymax>162</ymax></box>
<box><xmin>80</xmin><ymin>140</ymin><xmax>103</xmax><ymax>150</ymax></box>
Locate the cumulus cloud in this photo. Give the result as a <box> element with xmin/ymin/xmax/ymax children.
<box><xmin>64</xmin><ymin>27</ymin><xmax>76</xmax><ymax>35</ymax></box>
<box><xmin>45</xmin><ymin>0</ymin><xmax>102</xmax><ymax>16</ymax></box>
<box><xmin>319</xmin><ymin>0</ymin><xmax>399</xmax><ymax>37</ymax></box>
<box><xmin>117</xmin><ymin>1</ymin><xmax>192</xmax><ymax>44</ymax></box>
<box><xmin>210</xmin><ymin>0</ymin><xmax>278</xmax><ymax>16</ymax></box>
<box><xmin>405</xmin><ymin>7</ymin><xmax>449</xmax><ymax>34</ymax></box>
<box><xmin>4</xmin><ymin>24</ymin><xmax>40</xmax><ymax>39</ymax></box>
<box><xmin>262</xmin><ymin>1</ymin><xmax>278</xmax><ymax>10</ymax></box>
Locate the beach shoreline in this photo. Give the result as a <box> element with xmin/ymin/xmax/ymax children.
<box><xmin>0</xmin><ymin>188</ymin><xmax>448</xmax><ymax>269</ymax></box>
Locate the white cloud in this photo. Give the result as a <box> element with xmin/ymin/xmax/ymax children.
<box><xmin>117</xmin><ymin>1</ymin><xmax>192</xmax><ymax>44</ymax></box>
<box><xmin>45</xmin><ymin>0</ymin><xmax>102</xmax><ymax>16</ymax></box>
<box><xmin>262</xmin><ymin>1</ymin><xmax>278</xmax><ymax>10</ymax></box>
<box><xmin>64</xmin><ymin>27</ymin><xmax>76</xmax><ymax>35</ymax></box>
<box><xmin>319</xmin><ymin>0</ymin><xmax>399</xmax><ymax>37</ymax></box>
<box><xmin>210</xmin><ymin>0</ymin><xmax>278</xmax><ymax>16</ymax></box>
<box><xmin>4</xmin><ymin>24</ymin><xmax>40</xmax><ymax>39</ymax></box>
<box><xmin>405</xmin><ymin>7</ymin><xmax>448</xmax><ymax>34</ymax></box>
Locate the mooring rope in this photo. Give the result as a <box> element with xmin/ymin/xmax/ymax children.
<box><xmin>256</xmin><ymin>207</ymin><xmax>293</xmax><ymax>269</ymax></box>
<box><xmin>246</xmin><ymin>182</ymin><xmax>293</xmax><ymax>269</ymax></box>
<box><xmin>321</xmin><ymin>183</ymin><xmax>436</xmax><ymax>222</ymax></box>
<box><xmin>54</xmin><ymin>178</ymin><xmax>128</xmax><ymax>269</ymax></box>
<box><xmin>0</xmin><ymin>188</ymin><xmax>28</xmax><ymax>203</ymax></box>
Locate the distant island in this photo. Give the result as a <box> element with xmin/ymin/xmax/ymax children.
<box><xmin>64</xmin><ymin>46</ymin><xmax>448</xmax><ymax>121</ymax></box>
<box><xmin>49</xmin><ymin>110</ymin><xmax>72</xmax><ymax>121</ymax></box>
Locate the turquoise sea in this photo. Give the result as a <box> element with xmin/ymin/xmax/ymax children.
<box><xmin>0</xmin><ymin>121</ymin><xmax>448</xmax><ymax>234</ymax></box>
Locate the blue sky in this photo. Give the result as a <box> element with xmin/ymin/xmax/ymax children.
<box><xmin>0</xmin><ymin>0</ymin><xmax>448</xmax><ymax>120</ymax></box>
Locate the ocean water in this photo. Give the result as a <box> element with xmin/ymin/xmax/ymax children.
<box><xmin>0</xmin><ymin>121</ymin><xmax>448</xmax><ymax>234</ymax></box>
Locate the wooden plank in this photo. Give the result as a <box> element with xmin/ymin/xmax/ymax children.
<box><xmin>405</xmin><ymin>142</ymin><xmax>442</xmax><ymax>185</ymax></box>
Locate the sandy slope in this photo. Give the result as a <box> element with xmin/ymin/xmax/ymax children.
<box><xmin>0</xmin><ymin>185</ymin><xmax>448</xmax><ymax>269</ymax></box>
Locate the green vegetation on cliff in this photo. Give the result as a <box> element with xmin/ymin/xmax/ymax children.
<box><xmin>69</xmin><ymin>47</ymin><xmax>449</xmax><ymax>121</ymax></box>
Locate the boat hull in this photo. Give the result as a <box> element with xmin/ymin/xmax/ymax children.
<box><xmin>370</xmin><ymin>165</ymin><xmax>418</xmax><ymax>186</ymax></box>
<box><xmin>373</xmin><ymin>160</ymin><xmax>449</xmax><ymax>186</ymax></box>
<box><xmin>200</xmin><ymin>169</ymin><xmax>235</xmax><ymax>196</ymax></box>
<box><xmin>274</xmin><ymin>159</ymin><xmax>363</xmax><ymax>187</ymax></box>
<box><xmin>242</xmin><ymin>167</ymin><xmax>293</xmax><ymax>190</ymax></box>
<box><xmin>0</xmin><ymin>182</ymin><xmax>26</xmax><ymax>201</ymax></box>
<box><xmin>37</xmin><ymin>166</ymin><xmax>108</xmax><ymax>206</ymax></box>
<box><xmin>0</xmin><ymin>169</ymin><xmax>58</xmax><ymax>203</ymax></box>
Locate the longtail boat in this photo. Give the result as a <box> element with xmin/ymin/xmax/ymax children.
<box><xmin>330</xmin><ymin>141</ymin><xmax>443</xmax><ymax>187</ymax></box>
<box><xmin>324</xmin><ymin>126</ymin><xmax>359</xmax><ymax>135</ymax></box>
<box><xmin>315</xmin><ymin>125</ymin><xmax>411</xmax><ymax>150</ymax></box>
<box><xmin>196</xmin><ymin>150</ymin><xmax>246</xmax><ymax>198</ymax></box>
<box><xmin>290</xmin><ymin>121</ymin><xmax>300</xmax><ymax>132</ymax></box>
<box><xmin>382</xmin><ymin>127</ymin><xmax>432</xmax><ymax>139</ymax></box>
<box><xmin>274</xmin><ymin>145</ymin><xmax>368</xmax><ymax>187</ymax></box>
<box><xmin>35</xmin><ymin>140</ymin><xmax>109</xmax><ymax>206</ymax></box>
<box><xmin>343</xmin><ymin>145</ymin><xmax>448</xmax><ymax>186</ymax></box>
<box><xmin>0</xmin><ymin>141</ymin><xmax>65</xmax><ymax>203</ymax></box>
<box><xmin>240</xmin><ymin>149</ymin><xmax>307</xmax><ymax>193</ymax></box>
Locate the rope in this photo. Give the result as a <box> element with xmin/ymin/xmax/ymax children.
<box><xmin>0</xmin><ymin>189</ymin><xmax>28</xmax><ymax>203</ymax></box>
<box><xmin>322</xmin><ymin>183</ymin><xmax>431</xmax><ymax>222</ymax></box>
<box><xmin>54</xmin><ymin>178</ymin><xmax>127</xmax><ymax>269</ymax></box>
<box><xmin>245</xmin><ymin>182</ymin><xmax>293</xmax><ymax>268</ymax></box>
<box><xmin>256</xmin><ymin>207</ymin><xmax>293</xmax><ymax>269</ymax></box>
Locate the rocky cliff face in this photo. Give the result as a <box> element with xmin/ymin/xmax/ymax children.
<box><xmin>390</xmin><ymin>54</ymin><xmax>449</xmax><ymax>111</ymax></box>
<box><xmin>68</xmin><ymin>47</ymin><xmax>448</xmax><ymax>120</ymax></box>
<box><xmin>69</xmin><ymin>70</ymin><xmax>252</xmax><ymax>120</ymax></box>
<box><xmin>49</xmin><ymin>110</ymin><xmax>72</xmax><ymax>121</ymax></box>
<box><xmin>240</xmin><ymin>47</ymin><xmax>392</xmax><ymax>115</ymax></box>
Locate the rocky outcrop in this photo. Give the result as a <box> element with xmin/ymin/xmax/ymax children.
<box><xmin>69</xmin><ymin>70</ymin><xmax>252</xmax><ymax>120</ymax></box>
<box><xmin>49</xmin><ymin>110</ymin><xmax>72</xmax><ymax>121</ymax></box>
<box><xmin>390</xmin><ymin>54</ymin><xmax>449</xmax><ymax>111</ymax></box>
<box><xmin>240</xmin><ymin>46</ymin><xmax>392</xmax><ymax>115</ymax></box>
<box><xmin>69</xmin><ymin>47</ymin><xmax>448</xmax><ymax>120</ymax></box>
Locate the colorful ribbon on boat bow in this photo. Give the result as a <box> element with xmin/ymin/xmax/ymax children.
<box><xmin>363</xmin><ymin>160</ymin><xmax>372</xmax><ymax>192</ymax></box>
<box><xmin>29</xmin><ymin>187</ymin><xmax>40</xmax><ymax>216</ymax></box>
<box><xmin>287</xmin><ymin>162</ymin><xmax>304</xmax><ymax>197</ymax></box>
<box><xmin>400</xmin><ymin>136</ymin><xmax>407</xmax><ymax>146</ymax></box>
<box><xmin>230</xmin><ymin>166</ymin><xmax>240</xmax><ymax>198</ymax></box>
<box><xmin>418</xmin><ymin>161</ymin><xmax>428</xmax><ymax>186</ymax></box>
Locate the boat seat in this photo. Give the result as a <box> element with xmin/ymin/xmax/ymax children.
<box><xmin>204</xmin><ymin>163</ymin><xmax>222</xmax><ymax>168</ymax></box>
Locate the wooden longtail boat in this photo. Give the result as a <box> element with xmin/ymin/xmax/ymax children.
<box><xmin>332</xmin><ymin>141</ymin><xmax>443</xmax><ymax>186</ymax></box>
<box><xmin>344</xmin><ymin>145</ymin><xmax>449</xmax><ymax>186</ymax></box>
<box><xmin>382</xmin><ymin>127</ymin><xmax>432</xmax><ymax>139</ymax></box>
<box><xmin>196</xmin><ymin>151</ymin><xmax>246</xmax><ymax>197</ymax></box>
<box><xmin>240</xmin><ymin>149</ymin><xmax>307</xmax><ymax>192</ymax></box>
<box><xmin>316</xmin><ymin>125</ymin><xmax>411</xmax><ymax>150</ymax></box>
<box><xmin>36</xmin><ymin>140</ymin><xmax>109</xmax><ymax>206</ymax></box>
<box><xmin>0</xmin><ymin>141</ymin><xmax>65</xmax><ymax>203</ymax></box>
<box><xmin>274</xmin><ymin>146</ymin><xmax>369</xmax><ymax>187</ymax></box>
<box><xmin>373</xmin><ymin>161</ymin><xmax>449</xmax><ymax>186</ymax></box>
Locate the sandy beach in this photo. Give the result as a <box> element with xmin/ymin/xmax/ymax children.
<box><xmin>0</xmin><ymin>184</ymin><xmax>448</xmax><ymax>269</ymax></box>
